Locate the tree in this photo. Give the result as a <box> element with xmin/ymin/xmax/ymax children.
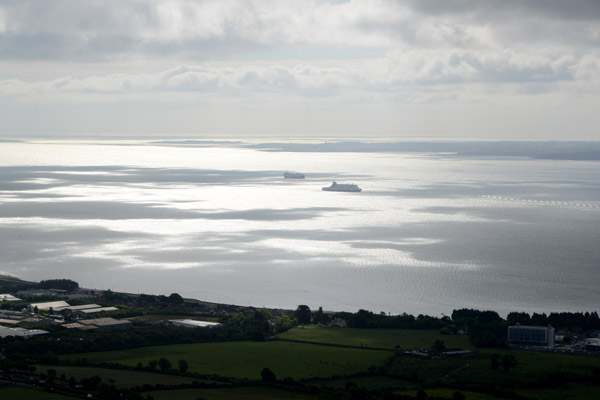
<box><xmin>46</xmin><ymin>368</ymin><xmax>56</xmax><ymax>383</ymax></box>
<box><xmin>501</xmin><ymin>354</ymin><xmax>517</xmax><ymax>372</ymax></box>
<box><xmin>148</xmin><ymin>360</ymin><xmax>158</xmax><ymax>370</ymax></box>
<box><xmin>431</xmin><ymin>339</ymin><xmax>446</xmax><ymax>354</ymax></box>
<box><xmin>261</xmin><ymin>367</ymin><xmax>276</xmax><ymax>382</ymax></box>
<box><xmin>274</xmin><ymin>314</ymin><xmax>295</xmax><ymax>333</ymax></box>
<box><xmin>452</xmin><ymin>392</ymin><xmax>466</xmax><ymax>400</ymax></box>
<box><xmin>178</xmin><ymin>359</ymin><xmax>189</xmax><ymax>373</ymax></box>
<box><xmin>490</xmin><ymin>354</ymin><xmax>500</xmax><ymax>370</ymax></box>
<box><xmin>39</xmin><ymin>279</ymin><xmax>79</xmax><ymax>291</ymax></box>
<box><xmin>295</xmin><ymin>305</ymin><xmax>311</xmax><ymax>324</ymax></box>
<box><xmin>168</xmin><ymin>293</ymin><xmax>184</xmax><ymax>304</ymax></box>
<box><xmin>258</xmin><ymin>308</ymin><xmax>272</xmax><ymax>320</ymax></box>
<box><xmin>158</xmin><ymin>357</ymin><xmax>172</xmax><ymax>371</ymax></box>
<box><xmin>81</xmin><ymin>375</ymin><xmax>102</xmax><ymax>390</ymax></box>
<box><xmin>314</xmin><ymin>306</ymin><xmax>330</xmax><ymax>324</ymax></box>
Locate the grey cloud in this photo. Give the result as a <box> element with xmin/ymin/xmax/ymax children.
<box><xmin>409</xmin><ymin>0</ymin><xmax>600</xmax><ymax>21</ymax></box>
<box><xmin>2</xmin><ymin>51</ymin><xmax>596</xmax><ymax>101</ymax></box>
<box><xmin>403</xmin><ymin>0</ymin><xmax>600</xmax><ymax>49</ymax></box>
<box><xmin>2</xmin><ymin>0</ymin><xmax>597</xmax><ymax>63</ymax></box>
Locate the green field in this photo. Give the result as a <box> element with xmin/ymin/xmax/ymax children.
<box><xmin>62</xmin><ymin>340</ymin><xmax>391</xmax><ymax>380</ymax></box>
<box><xmin>397</xmin><ymin>388</ymin><xmax>504</xmax><ymax>400</ymax></box>
<box><xmin>35</xmin><ymin>365</ymin><xmax>208</xmax><ymax>388</ymax></box>
<box><xmin>517</xmin><ymin>383</ymin><xmax>600</xmax><ymax>400</ymax></box>
<box><xmin>277</xmin><ymin>326</ymin><xmax>474</xmax><ymax>350</ymax></box>
<box><xmin>0</xmin><ymin>387</ymin><xmax>80</xmax><ymax>400</ymax></box>
<box><xmin>310</xmin><ymin>375</ymin><xmax>419</xmax><ymax>390</ymax></box>
<box><xmin>146</xmin><ymin>387</ymin><xmax>318</xmax><ymax>400</ymax></box>
<box><xmin>387</xmin><ymin>348</ymin><xmax>600</xmax><ymax>398</ymax></box>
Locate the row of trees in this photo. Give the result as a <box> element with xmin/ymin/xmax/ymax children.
<box><xmin>137</xmin><ymin>357</ymin><xmax>188</xmax><ymax>373</ymax></box>
<box><xmin>293</xmin><ymin>306</ymin><xmax>600</xmax><ymax>349</ymax></box>
<box><xmin>38</xmin><ymin>279</ymin><xmax>79</xmax><ymax>291</ymax></box>
<box><xmin>506</xmin><ymin>310</ymin><xmax>600</xmax><ymax>330</ymax></box>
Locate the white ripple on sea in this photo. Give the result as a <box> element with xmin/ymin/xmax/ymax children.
<box><xmin>255</xmin><ymin>238</ymin><xmax>479</xmax><ymax>271</ymax></box>
<box><xmin>475</xmin><ymin>195</ymin><xmax>600</xmax><ymax>212</ymax></box>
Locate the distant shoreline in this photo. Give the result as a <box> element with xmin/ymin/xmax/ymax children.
<box><xmin>4</xmin><ymin>274</ymin><xmax>598</xmax><ymax>318</ymax></box>
<box><xmin>4</xmin><ymin>138</ymin><xmax>600</xmax><ymax>160</ymax></box>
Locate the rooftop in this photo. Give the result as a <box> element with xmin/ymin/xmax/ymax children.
<box><xmin>169</xmin><ymin>319</ymin><xmax>221</xmax><ymax>328</ymax></box>
<box><xmin>30</xmin><ymin>300</ymin><xmax>70</xmax><ymax>311</ymax></box>
<box><xmin>0</xmin><ymin>326</ymin><xmax>49</xmax><ymax>338</ymax></box>
<box><xmin>65</xmin><ymin>304</ymin><xmax>101</xmax><ymax>311</ymax></box>
<box><xmin>79</xmin><ymin>317</ymin><xmax>131</xmax><ymax>327</ymax></box>
<box><xmin>78</xmin><ymin>306</ymin><xmax>119</xmax><ymax>314</ymax></box>
<box><xmin>0</xmin><ymin>294</ymin><xmax>21</xmax><ymax>301</ymax></box>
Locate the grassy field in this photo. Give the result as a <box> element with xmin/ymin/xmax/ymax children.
<box><xmin>35</xmin><ymin>365</ymin><xmax>209</xmax><ymax>388</ymax></box>
<box><xmin>61</xmin><ymin>340</ymin><xmax>391</xmax><ymax>380</ymax></box>
<box><xmin>388</xmin><ymin>349</ymin><xmax>600</xmax><ymax>384</ymax></box>
<box><xmin>397</xmin><ymin>388</ymin><xmax>505</xmax><ymax>400</ymax></box>
<box><xmin>277</xmin><ymin>326</ymin><xmax>474</xmax><ymax>350</ymax></box>
<box><xmin>146</xmin><ymin>387</ymin><xmax>318</xmax><ymax>400</ymax></box>
<box><xmin>279</xmin><ymin>327</ymin><xmax>600</xmax><ymax>381</ymax></box>
<box><xmin>0</xmin><ymin>387</ymin><xmax>80</xmax><ymax>400</ymax></box>
<box><xmin>309</xmin><ymin>375</ymin><xmax>419</xmax><ymax>390</ymax></box>
<box><xmin>516</xmin><ymin>383</ymin><xmax>600</xmax><ymax>400</ymax></box>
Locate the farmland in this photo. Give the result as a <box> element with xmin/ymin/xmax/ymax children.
<box><xmin>277</xmin><ymin>326</ymin><xmax>474</xmax><ymax>350</ymax></box>
<box><xmin>61</xmin><ymin>340</ymin><xmax>391</xmax><ymax>380</ymax></box>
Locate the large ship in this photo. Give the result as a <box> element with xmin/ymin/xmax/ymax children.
<box><xmin>322</xmin><ymin>181</ymin><xmax>362</xmax><ymax>192</ymax></box>
<box><xmin>284</xmin><ymin>172</ymin><xmax>305</xmax><ymax>179</ymax></box>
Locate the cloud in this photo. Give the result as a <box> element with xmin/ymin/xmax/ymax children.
<box><xmin>1</xmin><ymin>49</ymin><xmax>598</xmax><ymax>104</ymax></box>
<box><xmin>0</xmin><ymin>0</ymin><xmax>404</xmax><ymax>61</ymax></box>
<box><xmin>1</xmin><ymin>1</ymin><xmax>599</xmax><ymax>138</ymax></box>
<box><xmin>2</xmin><ymin>0</ymin><xmax>598</xmax><ymax>62</ymax></box>
<box><xmin>409</xmin><ymin>0</ymin><xmax>600</xmax><ymax>22</ymax></box>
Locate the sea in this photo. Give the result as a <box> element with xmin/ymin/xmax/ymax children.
<box><xmin>1</xmin><ymin>139</ymin><xmax>599</xmax><ymax>317</ymax></box>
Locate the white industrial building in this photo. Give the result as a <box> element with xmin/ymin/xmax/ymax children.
<box><xmin>0</xmin><ymin>294</ymin><xmax>21</xmax><ymax>302</ymax></box>
<box><xmin>508</xmin><ymin>325</ymin><xmax>555</xmax><ymax>346</ymax></box>
<box><xmin>0</xmin><ymin>326</ymin><xmax>49</xmax><ymax>338</ymax></box>
<box><xmin>76</xmin><ymin>306</ymin><xmax>119</xmax><ymax>315</ymax></box>
<box><xmin>29</xmin><ymin>300</ymin><xmax>71</xmax><ymax>311</ymax></box>
<box><xmin>169</xmin><ymin>319</ymin><xmax>221</xmax><ymax>328</ymax></box>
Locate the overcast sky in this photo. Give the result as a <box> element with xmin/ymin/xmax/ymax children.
<box><xmin>1</xmin><ymin>0</ymin><xmax>599</xmax><ymax>140</ymax></box>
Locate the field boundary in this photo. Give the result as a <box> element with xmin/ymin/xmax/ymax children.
<box><xmin>275</xmin><ymin>338</ymin><xmax>393</xmax><ymax>352</ymax></box>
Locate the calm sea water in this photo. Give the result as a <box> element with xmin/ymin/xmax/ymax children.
<box><xmin>1</xmin><ymin>140</ymin><xmax>599</xmax><ymax>316</ymax></box>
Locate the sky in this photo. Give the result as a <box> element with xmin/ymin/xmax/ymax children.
<box><xmin>1</xmin><ymin>0</ymin><xmax>599</xmax><ymax>140</ymax></box>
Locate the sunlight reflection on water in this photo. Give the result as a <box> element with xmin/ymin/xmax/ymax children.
<box><xmin>1</xmin><ymin>141</ymin><xmax>599</xmax><ymax>315</ymax></box>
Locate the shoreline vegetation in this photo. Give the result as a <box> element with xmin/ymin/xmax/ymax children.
<box><xmin>1</xmin><ymin>276</ymin><xmax>599</xmax><ymax>399</ymax></box>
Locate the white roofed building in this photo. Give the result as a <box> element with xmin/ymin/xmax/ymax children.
<box><xmin>0</xmin><ymin>326</ymin><xmax>49</xmax><ymax>338</ymax></box>
<box><xmin>29</xmin><ymin>300</ymin><xmax>70</xmax><ymax>311</ymax></box>
<box><xmin>0</xmin><ymin>294</ymin><xmax>21</xmax><ymax>302</ymax></box>
<box><xmin>169</xmin><ymin>319</ymin><xmax>221</xmax><ymax>328</ymax></box>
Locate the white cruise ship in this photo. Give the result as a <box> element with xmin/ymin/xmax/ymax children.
<box><xmin>322</xmin><ymin>181</ymin><xmax>362</xmax><ymax>192</ymax></box>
